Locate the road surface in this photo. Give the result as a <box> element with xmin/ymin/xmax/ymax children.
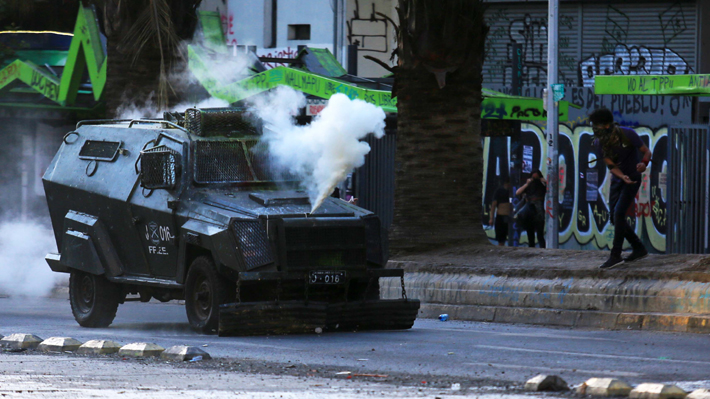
<box><xmin>1</xmin><ymin>296</ymin><xmax>709</xmax><ymax>397</ymax></box>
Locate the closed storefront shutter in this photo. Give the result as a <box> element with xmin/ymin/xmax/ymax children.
<box><xmin>483</xmin><ymin>1</ymin><xmax>698</xmax><ymax>88</ymax></box>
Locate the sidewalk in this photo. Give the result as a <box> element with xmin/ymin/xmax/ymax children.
<box><xmin>382</xmin><ymin>245</ymin><xmax>710</xmax><ymax>333</ymax></box>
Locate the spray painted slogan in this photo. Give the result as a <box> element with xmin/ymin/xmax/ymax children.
<box><xmin>483</xmin><ymin>125</ymin><xmax>668</xmax><ymax>253</ymax></box>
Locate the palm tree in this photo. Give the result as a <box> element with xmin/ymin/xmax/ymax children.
<box><xmin>389</xmin><ymin>0</ymin><xmax>489</xmax><ymax>253</ymax></box>
<box><xmin>96</xmin><ymin>0</ymin><xmax>201</xmax><ymax>116</ymax></box>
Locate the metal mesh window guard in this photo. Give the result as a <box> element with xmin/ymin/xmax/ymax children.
<box><xmin>233</xmin><ymin>220</ymin><xmax>274</xmax><ymax>270</ymax></box>
<box><xmin>194</xmin><ymin>141</ymin><xmax>255</xmax><ymax>183</ymax></box>
<box><xmin>140</xmin><ymin>146</ymin><xmax>180</xmax><ymax>189</ymax></box>
<box><xmin>185</xmin><ymin>108</ymin><xmax>259</xmax><ymax>137</ymax></box>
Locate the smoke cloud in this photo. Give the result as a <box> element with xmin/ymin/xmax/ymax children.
<box><xmin>116</xmin><ymin>95</ymin><xmax>230</xmax><ymax>120</ymax></box>
<box><xmin>249</xmin><ymin>87</ymin><xmax>386</xmax><ymax>211</ymax></box>
<box><xmin>0</xmin><ymin>220</ymin><xmax>67</xmax><ymax>297</ymax></box>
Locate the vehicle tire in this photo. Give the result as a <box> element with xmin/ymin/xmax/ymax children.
<box><xmin>69</xmin><ymin>270</ymin><xmax>121</xmax><ymax>328</ymax></box>
<box><xmin>185</xmin><ymin>256</ymin><xmax>230</xmax><ymax>334</ymax></box>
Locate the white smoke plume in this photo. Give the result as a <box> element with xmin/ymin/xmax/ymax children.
<box><xmin>249</xmin><ymin>87</ymin><xmax>386</xmax><ymax>212</ymax></box>
<box><xmin>116</xmin><ymin>95</ymin><xmax>231</xmax><ymax>120</ymax></box>
<box><xmin>0</xmin><ymin>220</ymin><xmax>67</xmax><ymax>297</ymax></box>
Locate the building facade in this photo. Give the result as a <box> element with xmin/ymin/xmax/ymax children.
<box><xmin>481</xmin><ymin>0</ymin><xmax>709</xmax><ymax>252</ymax></box>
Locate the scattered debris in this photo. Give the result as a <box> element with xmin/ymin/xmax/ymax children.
<box><xmin>438</xmin><ymin>314</ymin><xmax>449</xmax><ymax>322</ymax></box>
<box><xmin>335</xmin><ymin>371</ymin><xmax>351</xmax><ymax>375</ymax></box>
<box><xmin>161</xmin><ymin>346</ymin><xmax>210</xmax><ymax>362</ymax></box>
<box><xmin>451</xmin><ymin>383</ymin><xmax>461</xmax><ymax>391</ymax></box>
<box><xmin>352</xmin><ymin>374</ymin><xmax>389</xmax><ymax>378</ymax></box>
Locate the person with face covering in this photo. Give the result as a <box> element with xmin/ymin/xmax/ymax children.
<box><xmin>590</xmin><ymin>108</ymin><xmax>652</xmax><ymax>269</ymax></box>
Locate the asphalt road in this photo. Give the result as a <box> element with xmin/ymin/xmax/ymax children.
<box><xmin>2</xmin><ymin>296</ymin><xmax>710</xmax><ymax>394</ymax></box>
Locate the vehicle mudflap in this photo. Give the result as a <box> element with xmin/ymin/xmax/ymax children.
<box><xmin>45</xmin><ymin>253</ymin><xmax>70</xmax><ymax>273</ymax></box>
<box><xmin>218</xmin><ymin>299</ymin><xmax>420</xmax><ymax>336</ymax></box>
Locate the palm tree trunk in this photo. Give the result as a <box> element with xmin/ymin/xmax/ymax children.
<box><xmin>104</xmin><ymin>40</ymin><xmax>164</xmax><ymax>118</ymax></box>
<box><xmin>390</xmin><ymin>65</ymin><xmax>487</xmax><ymax>253</ymax></box>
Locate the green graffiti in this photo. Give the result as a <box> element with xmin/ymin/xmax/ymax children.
<box><xmin>0</xmin><ymin>6</ymin><xmax>106</xmax><ymax>106</ymax></box>
<box><xmin>483</xmin><ymin>124</ymin><xmax>668</xmax><ymax>252</ymax></box>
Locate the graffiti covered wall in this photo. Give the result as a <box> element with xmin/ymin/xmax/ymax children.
<box><xmin>482</xmin><ymin>1</ymin><xmax>697</xmax><ymax>252</ymax></box>
<box><xmin>484</xmin><ymin>2</ymin><xmax>697</xmax><ymax>87</ymax></box>
<box><xmin>482</xmin><ymin>87</ymin><xmax>692</xmax><ymax>253</ymax></box>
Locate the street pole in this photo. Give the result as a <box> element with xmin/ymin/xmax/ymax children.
<box><xmin>546</xmin><ymin>0</ymin><xmax>559</xmax><ymax>249</ymax></box>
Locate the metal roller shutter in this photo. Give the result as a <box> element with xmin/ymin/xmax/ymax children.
<box><xmin>483</xmin><ymin>1</ymin><xmax>697</xmax><ymax>88</ymax></box>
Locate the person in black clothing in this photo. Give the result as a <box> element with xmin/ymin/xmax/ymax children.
<box><xmin>489</xmin><ymin>178</ymin><xmax>512</xmax><ymax>246</ymax></box>
<box><xmin>590</xmin><ymin>108</ymin><xmax>652</xmax><ymax>269</ymax></box>
<box><xmin>515</xmin><ymin>170</ymin><xmax>547</xmax><ymax>248</ymax></box>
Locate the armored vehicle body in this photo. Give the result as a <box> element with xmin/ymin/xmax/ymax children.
<box><xmin>43</xmin><ymin>108</ymin><xmax>419</xmax><ymax>335</ymax></box>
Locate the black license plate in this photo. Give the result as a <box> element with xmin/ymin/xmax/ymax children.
<box><xmin>309</xmin><ymin>270</ymin><xmax>346</xmax><ymax>284</ymax></box>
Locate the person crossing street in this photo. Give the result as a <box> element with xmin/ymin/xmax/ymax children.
<box><xmin>590</xmin><ymin>108</ymin><xmax>652</xmax><ymax>269</ymax></box>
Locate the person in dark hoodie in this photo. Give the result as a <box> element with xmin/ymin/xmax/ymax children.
<box><xmin>590</xmin><ymin>108</ymin><xmax>652</xmax><ymax>269</ymax></box>
<box><xmin>515</xmin><ymin>170</ymin><xmax>547</xmax><ymax>248</ymax></box>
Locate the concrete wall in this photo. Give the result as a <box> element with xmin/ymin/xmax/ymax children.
<box><xmin>481</xmin><ymin>86</ymin><xmax>694</xmax><ymax>253</ymax></box>
<box><xmin>345</xmin><ymin>0</ymin><xmax>397</xmax><ymax>77</ymax></box>
<box><xmin>201</xmin><ymin>0</ymin><xmax>336</xmax><ymax>61</ymax></box>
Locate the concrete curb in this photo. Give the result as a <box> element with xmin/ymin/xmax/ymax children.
<box><xmin>161</xmin><ymin>346</ymin><xmax>211</xmax><ymax>362</ymax></box>
<box><xmin>629</xmin><ymin>383</ymin><xmax>687</xmax><ymax>399</ymax></box>
<box><xmin>118</xmin><ymin>343</ymin><xmax>164</xmax><ymax>358</ymax></box>
<box><xmin>0</xmin><ymin>334</ymin><xmax>43</xmax><ymax>350</ymax></box>
<box><xmin>77</xmin><ymin>340</ymin><xmax>122</xmax><ymax>355</ymax></box>
<box><xmin>37</xmin><ymin>337</ymin><xmax>82</xmax><ymax>352</ymax></box>
<box><xmin>412</xmin><ymin>303</ymin><xmax>710</xmax><ymax>333</ymax></box>
<box><xmin>381</xmin><ymin>271</ymin><xmax>710</xmax><ymax>333</ymax></box>
<box><xmin>576</xmin><ymin>378</ymin><xmax>633</xmax><ymax>397</ymax></box>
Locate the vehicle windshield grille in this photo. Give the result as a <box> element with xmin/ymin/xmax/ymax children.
<box><xmin>194</xmin><ymin>140</ymin><xmax>298</xmax><ymax>184</ymax></box>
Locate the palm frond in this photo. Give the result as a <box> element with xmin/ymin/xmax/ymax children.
<box><xmin>117</xmin><ymin>0</ymin><xmax>183</xmax><ymax>110</ymax></box>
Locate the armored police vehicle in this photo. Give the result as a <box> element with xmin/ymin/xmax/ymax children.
<box><xmin>43</xmin><ymin>108</ymin><xmax>418</xmax><ymax>335</ymax></box>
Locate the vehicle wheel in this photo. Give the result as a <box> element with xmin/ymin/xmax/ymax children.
<box><xmin>69</xmin><ymin>271</ymin><xmax>121</xmax><ymax>328</ymax></box>
<box><xmin>185</xmin><ymin>256</ymin><xmax>230</xmax><ymax>334</ymax></box>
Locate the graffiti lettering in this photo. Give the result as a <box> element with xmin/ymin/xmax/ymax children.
<box><xmin>579</xmin><ymin>44</ymin><xmax>693</xmax><ymax>87</ymax></box>
<box><xmin>378</xmin><ymin>93</ymin><xmax>395</xmax><ymax>108</ymax></box>
<box><xmin>483</xmin><ymin>124</ymin><xmax>669</xmax><ymax>252</ymax></box>
<box><xmin>483</xmin><ymin>102</ymin><xmax>508</xmax><ymax>119</ymax></box>
<box><xmin>325</xmin><ymin>82</ymin><xmax>359</xmax><ymax>99</ymax></box>
<box><xmin>257</xmin><ymin>47</ymin><xmax>296</xmax><ymax>69</ymax></box>
<box><xmin>484</xmin><ymin>4</ymin><xmax>693</xmax><ymax>87</ymax></box>
<box><xmin>347</xmin><ymin>0</ymin><xmax>389</xmax><ymax>53</ymax></box>
<box><xmin>510</xmin><ymin>106</ymin><xmax>541</xmax><ymax>119</ymax></box>
<box><xmin>30</xmin><ymin>70</ymin><xmax>59</xmax><ymax>102</ymax></box>
<box><xmin>0</xmin><ymin>63</ymin><xmax>19</xmax><ymax>87</ymax></box>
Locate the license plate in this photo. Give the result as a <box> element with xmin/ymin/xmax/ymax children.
<box><xmin>309</xmin><ymin>270</ymin><xmax>346</xmax><ymax>284</ymax></box>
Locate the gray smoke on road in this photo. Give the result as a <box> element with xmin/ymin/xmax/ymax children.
<box><xmin>249</xmin><ymin>87</ymin><xmax>386</xmax><ymax>212</ymax></box>
<box><xmin>0</xmin><ymin>220</ymin><xmax>66</xmax><ymax>297</ymax></box>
